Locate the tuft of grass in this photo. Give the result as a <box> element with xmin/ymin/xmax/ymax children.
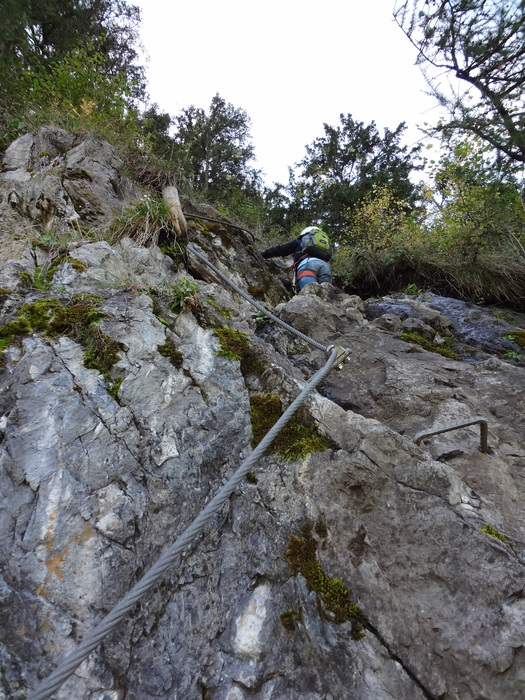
<box><xmin>479</xmin><ymin>523</ymin><xmax>507</xmax><ymax>543</ymax></box>
<box><xmin>108</xmin><ymin>194</ymin><xmax>174</xmax><ymax>247</ymax></box>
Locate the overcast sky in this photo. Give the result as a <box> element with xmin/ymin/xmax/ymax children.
<box><xmin>133</xmin><ymin>0</ymin><xmax>443</xmax><ymax>186</ymax></box>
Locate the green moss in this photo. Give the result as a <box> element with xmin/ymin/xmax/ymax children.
<box><xmin>214</xmin><ymin>326</ymin><xmax>266</xmax><ymax>377</ymax></box>
<box><xmin>285</xmin><ymin>522</ymin><xmax>364</xmax><ymax>638</ymax></box>
<box><xmin>214</xmin><ymin>326</ymin><xmax>250</xmax><ymax>360</ymax></box>
<box><xmin>69</xmin><ymin>169</ymin><xmax>93</xmax><ymax>181</ymax></box>
<box><xmin>245</xmin><ymin>470</ymin><xmax>257</xmax><ymax>484</ymax></box>
<box><xmin>400</xmin><ymin>332</ymin><xmax>460</xmax><ymax>360</ymax></box>
<box><xmin>479</xmin><ymin>523</ymin><xmax>507</xmax><ymax>543</ymax></box>
<box><xmin>502</xmin><ymin>331</ymin><xmax>525</xmax><ymax>348</ymax></box>
<box><xmin>157</xmin><ymin>337</ymin><xmax>183</xmax><ymax>368</ymax></box>
<box><xmin>0</xmin><ymin>294</ymin><xmax>123</xmax><ymax>382</ymax></box>
<box><xmin>280</xmin><ymin>608</ymin><xmax>302</xmax><ymax>631</ymax></box>
<box><xmin>249</xmin><ymin>394</ymin><xmax>331</xmax><ymax>462</ymax></box>
<box><xmin>0</xmin><ymin>288</ymin><xmax>13</xmax><ymax>306</ymax></box>
<box><xmin>44</xmin><ymin>256</ymin><xmax>86</xmax><ymax>283</ymax></box>
<box><xmin>207</xmin><ymin>298</ymin><xmax>232</xmax><ymax>319</ymax></box>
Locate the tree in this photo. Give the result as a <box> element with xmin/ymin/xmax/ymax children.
<box><xmin>0</xmin><ymin>0</ymin><xmax>145</xmax><ymax>119</ymax></box>
<box><xmin>394</xmin><ymin>0</ymin><xmax>525</xmax><ymax>165</ymax></box>
<box><xmin>173</xmin><ymin>94</ymin><xmax>261</xmax><ymax>201</ymax></box>
<box><xmin>288</xmin><ymin>114</ymin><xmax>421</xmax><ymax>239</ymax></box>
<box><xmin>427</xmin><ymin>134</ymin><xmax>525</xmax><ymax>260</ymax></box>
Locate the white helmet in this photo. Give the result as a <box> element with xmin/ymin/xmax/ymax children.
<box><xmin>299</xmin><ymin>226</ymin><xmax>322</xmax><ymax>237</ymax></box>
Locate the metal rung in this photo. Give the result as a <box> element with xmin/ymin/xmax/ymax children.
<box><xmin>414</xmin><ymin>416</ymin><xmax>489</xmax><ymax>453</ymax></box>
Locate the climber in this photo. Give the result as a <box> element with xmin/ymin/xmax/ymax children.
<box><xmin>260</xmin><ymin>226</ymin><xmax>334</xmax><ymax>290</ymax></box>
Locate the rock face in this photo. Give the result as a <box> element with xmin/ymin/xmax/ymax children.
<box><xmin>1</xmin><ymin>129</ymin><xmax>525</xmax><ymax>700</ymax></box>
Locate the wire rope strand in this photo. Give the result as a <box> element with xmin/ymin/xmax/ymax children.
<box><xmin>187</xmin><ymin>243</ymin><xmax>328</xmax><ymax>352</ymax></box>
<box><xmin>27</xmin><ymin>349</ymin><xmax>339</xmax><ymax>700</ymax></box>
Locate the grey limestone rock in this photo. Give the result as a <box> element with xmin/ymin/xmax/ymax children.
<box><xmin>1</xmin><ymin>129</ymin><xmax>525</xmax><ymax>700</ymax></box>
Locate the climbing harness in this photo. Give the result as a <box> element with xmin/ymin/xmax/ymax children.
<box><xmin>28</xmin><ymin>245</ymin><xmax>351</xmax><ymax>700</ymax></box>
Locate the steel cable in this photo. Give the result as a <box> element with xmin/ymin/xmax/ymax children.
<box><xmin>28</xmin><ymin>349</ymin><xmax>339</xmax><ymax>700</ymax></box>
<box><xmin>187</xmin><ymin>243</ymin><xmax>328</xmax><ymax>352</ymax></box>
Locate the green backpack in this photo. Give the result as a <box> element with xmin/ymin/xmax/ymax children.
<box><xmin>299</xmin><ymin>227</ymin><xmax>333</xmax><ymax>261</ymax></box>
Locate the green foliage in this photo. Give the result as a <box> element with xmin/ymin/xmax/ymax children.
<box><xmin>249</xmin><ymin>394</ymin><xmax>331</xmax><ymax>462</ymax></box>
<box><xmin>172</xmin><ymin>94</ymin><xmax>262</xmax><ymax>203</ymax></box>
<box><xmin>395</xmin><ymin>0</ymin><xmax>525</xmax><ymax>163</ymax></box>
<box><xmin>427</xmin><ymin>136</ymin><xmax>525</xmax><ymax>261</ymax></box>
<box><xmin>169</xmin><ymin>279</ymin><xmax>204</xmax><ymax>314</ymax></box>
<box><xmin>502</xmin><ymin>331</ymin><xmax>525</xmax><ymax>348</ymax></box>
<box><xmin>108</xmin><ymin>378</ymin><xmax>123</xmax><ymax>400</ymax></box>
<box><xmin>285</xmin><ymin>522</ymin><xmax>364</xmax><ymax>637</ymax></box>
<box><xmin>19</xmin><ymin>267</ymin><xmax>51</xmax><ymax>291</ymax></box>
<box><xmin>0</xmin><ymin>0</ymin><xmax>145</xmax><ymax>150</ymax></box>
<box><xmin>404</xmin><ymin>283</ymin><xmax>421</xmax><ymax>295</ymax></box>
<box><xmin>344</xmin><ymin>184</ymin><xmax>425</xmax><ymax>251</ymax></box>
<box><xmin>251</xmin><ymin>312</ymin><xmax>270</xmax><ymax>329</ymax></box>
<box><xmin>400</xmin><ymin>332</ymin><xmax>460</xmax><ymax>360</ymax></box>
<box><xmin>109</xmin><ymin>194</ymin><xmax>175</xmax><ymax>248</ymax></box>
<box><xmin>13</xmin><ymin>45</ymin><xmax>141</xmax><ymax>147</ymax></box>
<box><xmin>479</xmin><ymin>523</ymin><xmax>507</xmax><ymax>543</ymax></box>
<box><xmin>285</xmin><ymin>115</ymin><xmax>421</xmax><ymax>239</ymax></box>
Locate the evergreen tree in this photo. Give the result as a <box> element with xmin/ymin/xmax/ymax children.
<box><xmin>173</xmin><ymin>94</ymin><xmax>261</xmax><ymax>202</ymax></box>
<box><xmin>0</xmin><ymin>0</ymin><xmax>145</xmax><ymax>126</ymax></box>
<box><xmin>289</xmin><ymin>115</ymin><xmax>421</xmax><ymax>239</ymax></box>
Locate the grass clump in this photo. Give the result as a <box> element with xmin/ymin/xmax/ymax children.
<box><xmin>249</xmin><ymin>394</ymin><xmax>331</xmax><ymax>461</ymax></box>
<box><xmin>285</xmin><ymin>522</ymin><xmax>364</xmax><ymax>638</ymax></box>
<box><xmin>400</xmin><ymin>331</ymin><xmax>460</xmax><ymax>360</ymax></box>
<box><xmin>479</xmin><ymin>523</ymin><xmax>507</xmax><ymax>543</ymax></box>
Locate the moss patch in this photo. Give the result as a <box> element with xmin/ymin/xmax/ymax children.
<box><xmin>214</xmin><ymin>326</ymin><xmax>266</xmax><ymax>377</ymax></box>
<box><xmin>0</xmin><ymin>288</ymin><xmax>13</xmax><ymax>308</ymax></box>
<box><xmin>479</xmin><ymin>523</ymin><xmax>507</xmax><ymax>543</ymax></box>
<box><xmin>400</xmin><ymin>332</ymin><xmax>460</xmax><ymax>360</ymax></box>
<box><xmin>207</xmin><ymin>298</ymin><xmax>232</xmax><ymax>320</ymax></box>
<box><xmin>46</xmin><ymin>256</ymin><xmax>86</xmax><ymax>282</ymax></box>
<box><xmin>285</xmin><ymin>522</ymin><xmax>364</xmax><ymax>638</ymax></box>
<box><xmin>249</xmin><ymin>394</ymin><xmax>331</xmax><ymax>461</ymax></box>
<box><xmin>0</xmin><ymin>294</ymin><xmax>124</xmax><ymax>381</ymax></box>
<box><xmin>280</xmin><ymin>607</ymin><xmax>302</xmax><ymax>631</ymax></box>
<box><xmin>157</xmin><ymin>337</ymin><xmax>183</xmax><ymax>368</ymax></box>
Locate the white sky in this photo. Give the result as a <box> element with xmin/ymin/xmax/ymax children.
<box><xmin>133</xmin><ymin>0</ymin><xmax>442</xmax><ymax>186</ymax></box>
